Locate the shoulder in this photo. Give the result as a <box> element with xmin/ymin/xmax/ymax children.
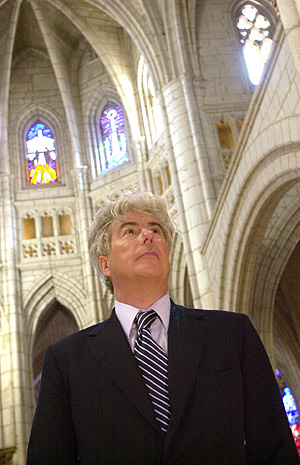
<box><xmin>170</xmin><ymin>301</ymin><xmax>255</xmax><ymax>334</ymax></box>
<box><xmin>49</xmin><ymin>313</ymin><xmax>112</xmax><ymax>354</ymax></box>
<box><xmin>171</xmin><ymin>301</ymin><xmax>250</xmax><ymax>323</ymax></box>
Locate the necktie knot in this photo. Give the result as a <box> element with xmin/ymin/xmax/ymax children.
<box><xmin>135</xmin><ymin>309</ymin><xmax>157</xmax><ymax>333</ymax></box>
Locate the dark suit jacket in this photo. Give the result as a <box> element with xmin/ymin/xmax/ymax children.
<box><xmin>26</xmin><ymin>303</ymin><xmax>299</xmax><ymax>464</ymax></box>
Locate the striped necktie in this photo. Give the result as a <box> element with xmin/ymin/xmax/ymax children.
<box><xmin>134</xmin><ymin>310</ymin><xmax>171</xmax><ymax>432</ymax></box>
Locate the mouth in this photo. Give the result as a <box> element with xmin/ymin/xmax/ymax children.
<box><xmin>138</xmin><ymin>250</ymin><xmax>159</xmax><ymax>259</ymax></box>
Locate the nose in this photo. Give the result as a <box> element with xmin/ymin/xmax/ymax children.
<box><xmin>141</xmin><ymin>228</ymin><xmax>154</xmax><ymax>244</ymax></box>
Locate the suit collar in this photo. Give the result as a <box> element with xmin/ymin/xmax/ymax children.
<box><xmin>166</xmin><ymin>302</ymin><xmax>208</xmax><ymax>446</ymax></box>
<box><xmin>86</xmin><ymin>309</ymin><xmax>164</xmax><ymax>437</ymax></box>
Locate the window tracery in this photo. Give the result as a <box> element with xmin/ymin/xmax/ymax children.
<box><xmin>21</xmin><ymin>208</ymin><xmax>76</xmax><ymax>261</ymax></box>
<box><xmin>234</xmin><ymin>1</ymin><xmax>278</xmax><ymax>85</ymax></box>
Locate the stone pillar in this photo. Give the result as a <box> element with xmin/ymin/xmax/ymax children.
<box><xmin>277</xmin><ymin>0</ymin><xmax>300</xmax><ymax>73</ymax></box>
<box><xmin>0</xmin><ymin>175</ymin><xmax>30</xmax><ymax>465</ymax></box>
<box><xmin>133</xmin><ymin>137</ymin><xmax>148</xmax><ymax>188</ymax></box>
<box><xmin>71</xmin><ymin>166</ymin><xmax>102</xmax><ymax>325</ymax></box>
<box><xmin>0</xmin><ymin>3</ymin><xmax>31</xmax><ymax>462</ymax></box>
<box><xmin>162</xmin><ymin>76</ymin><xmax>215</xmax><ymax>308</ymax></box>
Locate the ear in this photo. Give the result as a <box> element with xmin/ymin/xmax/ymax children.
<box><xmin>99</xmin><ymin>256</ymin><xmax>112</xmax><ymax>277</ymax></box>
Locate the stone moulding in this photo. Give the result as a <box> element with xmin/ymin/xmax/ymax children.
<box><xmin>0</xmin><ymin>447</ymin><xmax>16</xmax><ymax>465</ymax></box>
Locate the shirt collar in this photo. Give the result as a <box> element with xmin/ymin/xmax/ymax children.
<box><xmin>115</xmin><ymin>293</ymin><xmax>171</xmax><ymax>339</ymax></box>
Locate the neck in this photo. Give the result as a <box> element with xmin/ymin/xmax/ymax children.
<box><xmin>114</xmin><ymin>280</ymin><xmax>168</xmax><ymax>309</ymax></box>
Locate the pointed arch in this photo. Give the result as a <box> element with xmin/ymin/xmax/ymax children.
<box><xmin>219</xmin><ymin>146</ymin><xmax>300</xmax><ymax>358</ymax></box>
<box><xmin>76</xmin><ymin>0</ymin><xmax>170</xmax><ymax>87</ymax></box>
<box><xmin>24</xmin><ymin>272</ymin><xmax>86</xmax><ymax>349</ymax></box>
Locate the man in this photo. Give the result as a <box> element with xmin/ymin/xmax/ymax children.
<box><xmin>26</xmin><ymin>188</ymin><xmax>299</xmax><ymax>464</ymax></box>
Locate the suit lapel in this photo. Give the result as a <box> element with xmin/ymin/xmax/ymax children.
<box><xmin>86</xmin><ymin>310</ymin><xmax>163</xmax><ymax>436</ymax></box>
<box><xmin>166</xmin><ymin>302</ymin><xmax>208</xmax><ymax>441</ymax></box>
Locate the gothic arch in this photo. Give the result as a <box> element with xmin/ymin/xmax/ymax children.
<box><xmin>11</xmin><ymin>46</ymin><xmax>50</xmax><ymax>72</ymax></box>
<box><xmin>253</xmin><ymin>187</ymin><xmax>300</xmax><ymax>331</ymax></box>
<box><xmin>24</xmin><ymin>272</ymin><xmax>86</xmax><ymax>351</ymax></box>
<box><xmin>220</xmin><ymin>146</ymin><xmax>300</xmax><ymax>350</ymax></box>
<box><xmin>84</xmin><ymin>0</ymin><xmax>169</xmax><ymax>87</ymax></box>
<box><xmin>40</xmin><ymin>0</ymin><xmax>141</xmax><ymax>130</ymax></box>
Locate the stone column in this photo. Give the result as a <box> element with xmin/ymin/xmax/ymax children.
<box><xmin>162</xmin><ymin>75</ymin><xmax>215</xmax><ymax>308</ymax></box>
<box><xmin>133</xmin><ymin>137</ymin><xmax>148</xmax><ymax>188</ymax></box>
<box><xmin>277</xmin><ymin>0</ymin><xmax>300</xmax><ymax>73</ymax></box>
<box><xmin>71</xmin><ymin>166</ymin><xmax>102</xmax><ymax>325</ymax></box>
<box><xmin>0</xmin><ymin>175</ymin><xmax>30</xmax><ymax>465</ymax></box>
<box><xmin>0</xmin><ymin>2</ymin><xmax>31</xmax><ymax>463</ymax></box>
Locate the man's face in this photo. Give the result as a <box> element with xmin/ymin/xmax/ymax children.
<box><xmin>99</xmin><ymin>211</ymin><xmax>170</xmax><ymax>293</ymax></box>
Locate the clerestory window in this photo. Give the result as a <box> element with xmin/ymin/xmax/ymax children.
<box><xmin>234</xmin><ymin>1</ymin><xmax>279</xmax><ymax>85</ymax></box>
<box><xmin>98</xmin><ymin>102</ymin><xmax>129</xmax><ymax>172</ymax></box>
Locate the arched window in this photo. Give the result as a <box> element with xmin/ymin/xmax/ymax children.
<box><xmin>99</xmin><ymin>102</ymin><xmax>129</xmax><ymax>171</ymax></box>
<box><xmin>275</xmin><ymin>369</ymin><xmax>300</xmax><ymax>455</ymax></box>
<box><xmin>234</xmin><ymin>1</ymin><xmax>278</xmax><ymax>85</ymax></box>
<box><xmin>26</xmin><ymin>121</ymin><xmax>58</xmax><ymax>185</ymax></box>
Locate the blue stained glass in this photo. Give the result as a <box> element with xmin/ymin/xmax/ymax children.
<box><xmin>99</xmin><ymin>102</ymin><xmax>129</xmax><ymax>171</ymax></box>
<box><xmin>27</xmin><ymin>122</ymin><xmax>52</xmax><ymax>141</ymax></box>
<box><xmin>275</xmin><ymin>370</ymin><xmax>299</xmax><ymax>427</ymax></box>
<box><xmin>282</xmin><ymin>387</ymin><xmax>299</xmax><ymax>426</ymax></box>
<box><xmin>26</xmin><ymin>122</ymin><xmax>58</xmax><ymax>185</ymax></box>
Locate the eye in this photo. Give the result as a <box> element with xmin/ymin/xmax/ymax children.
<box><xmin>152</xmin><ymin>228</ymin><xmax>161</xmax><ymax>234</ymax></box>
<box><xmin>124</xmin><ymin>228</ymin><xmax>135</xmax><ymax>235</ymax></box>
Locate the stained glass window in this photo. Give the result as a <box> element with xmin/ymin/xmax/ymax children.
<box><xmin>275</xmin><ymin>369</ymin><xmax>300</xmax><ymax>455</ymax></box>
<box><xmin>99</xmin><ymin>102</ymin><xmax>129</xmax><ymax>171</ymax></box>
<box><xmin>26</xmin><ymin>121</ymin><xmax>58</xmax><ymax>185</ymax></box>
<box><xmin>235</xmin><ymin>2</ymin><xmax>277</xmax><ymax>85</ymax></box>
<box><xmin>282</xmin><ymin>386</ymin><xmax>299</xmax><ymax>426</ymax></box>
